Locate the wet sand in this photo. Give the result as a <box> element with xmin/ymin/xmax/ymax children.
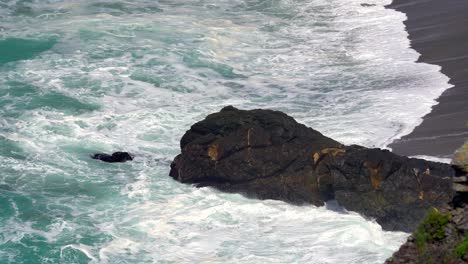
<box><xmin>387</xmin><ymin>0</ymin><xmax>468</xmax><ymax>158</ymax></box>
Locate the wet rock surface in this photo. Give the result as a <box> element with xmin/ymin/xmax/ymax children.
<box><xmin>170</xmin><ymin>106</ymin><xmax>457</xmax><ymax>232</ymax></box>
<box><xmin>386</xmin><ymin>144</ymin><xmax>468</xmax><ymax>263</ymax></box>
<box><xmin>91</xmin><ymin>152</ymin><xmax>134</xmax><ymax>163</ymax></box>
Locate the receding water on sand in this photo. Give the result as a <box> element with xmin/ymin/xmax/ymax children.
<box><xmin>0</xmin><ymin>0</ymin><xmax>452</xmax><ymax>263</ymax></box>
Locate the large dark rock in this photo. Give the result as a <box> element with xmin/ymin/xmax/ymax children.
<box><xmin>170</xmin><ymin>106</ymin><xmax>457</xmax><ymax>232</ymax></box>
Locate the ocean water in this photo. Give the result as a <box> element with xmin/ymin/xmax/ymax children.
<box><xmin>0</xmin><ymin>0</ymin><xmax>452</xmax><ymax>263</ymax></box>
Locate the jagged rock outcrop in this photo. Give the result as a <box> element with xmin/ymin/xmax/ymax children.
<box><xmin>452</xmin><ymin>141</ymin><xmax>468</xmax><ymax>200</ymax></box>
<box><xmin>453</xmin><ymin>141</ymin><xmax>468</xmax><ymax>173</ymax></box>
<box><xmin>386</xmin><ymin>143</ymin><xmax>468</xmax><ymax>263</ymax></box>
<box><xmin>170</xmin><ymin>106</ymin><xmax>457</xmax><ymax>231</ymax></box>
<box><xmin>385</xmin><ymin>197</ymin><xmax>468</xmax><ymax>263</ymax></box>
<box><xmin>454</xmin><ymin>176</ymin><xmax>468</xmax><ymax>193</ymax></box>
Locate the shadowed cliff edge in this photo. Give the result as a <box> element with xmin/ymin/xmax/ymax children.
<box><xmin>169</xmin><ymin>106</ymin><xmax>459</xmax><ymax>232</ymax></box>
<box><xmin>386</xmin><ymin>143</ymin><xmax>468</xmax><ymax>263</ymax></box>
<box><xmin>387</xmin><ymin>0</ymin><xmax>468</xmax><ymax>158</ymax></box>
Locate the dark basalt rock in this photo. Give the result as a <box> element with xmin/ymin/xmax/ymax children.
<box><xmin>170</xmin><ymin>106</ymin><xmax>457</xmax><ymax>232</ymax></box>
<box><xmin>92</xmin><ymin>152</ymin><xmax>133</xmax><ymax>163</ymax></box>
<box><xmin>386</xmin><ymin>200</ymin><xmax>468</xmax><ymax>263</ymax></box>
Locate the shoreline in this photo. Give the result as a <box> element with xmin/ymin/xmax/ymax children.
<box><xmin>386</xmin><ymin>0</ymin><xmax>468</xmax><ymax>159</ymax></box>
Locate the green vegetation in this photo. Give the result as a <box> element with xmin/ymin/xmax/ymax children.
<box><xmin>455</xmin><ymin>233</ymin><xmax>468</xmax><ymax>258</ymax></box>
<box><xmin>415</xmin><ymin>208</ymin><xmax>451</xmax><ymax>249</ymax></box>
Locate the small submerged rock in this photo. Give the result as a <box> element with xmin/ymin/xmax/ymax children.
<box><xmin>91</xmin><ymin>152</ymin><xmax>133</xmax><ymax>163</ymax></box>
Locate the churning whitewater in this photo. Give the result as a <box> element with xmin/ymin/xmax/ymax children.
<box><xmin>0</xmin><ymin>0</ymin><xmax>452</xmax><ymax>263</ymax></box>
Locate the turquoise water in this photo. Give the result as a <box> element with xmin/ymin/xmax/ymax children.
<box><xmin>0</xmin><ymin>38</ymin><xmax>57</xmax><ymax>65</ymax></box>
<box><xmin>0</xmin><ymin>0</ymin><xmax>451</xmax><ymax>263</ymax></box>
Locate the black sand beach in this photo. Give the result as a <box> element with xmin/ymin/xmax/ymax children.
<box><xmin>387</xmin><ymin>0</ymin><xmax>468</xmax><ymax>158</ymax></box>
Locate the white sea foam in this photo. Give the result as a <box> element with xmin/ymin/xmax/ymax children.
<box><xmin>94</xmin><ymin>188</ymin><xmax>407</xmax><ymax>264</ymax></box>
<box><xmin>0</xmin><ymin>0</ymin><xmax>453</xmax><ymax>263</ymax></box>
<box><xmin>61</xmin><ymin>244</ymin><xmax>97</xmax><ymax>262</ymax></box>
<box><xmin>411</xmin><ymin>155</ymin><xmax>452</xmax><ymax>164</ymax></box>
